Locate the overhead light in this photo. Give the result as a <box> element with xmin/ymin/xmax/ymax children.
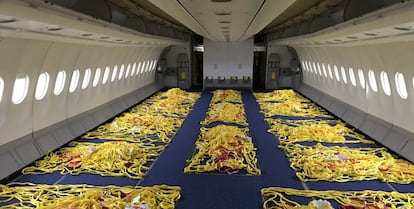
<box><xmin>211</xmin><ymin>0</ymin><xmax>232</xmax><ymax>2</ymax></box>
<box><xmin>218</xmin><ymin>20</ymin><xmax>231</xmax><ymax>24</ymax></box>
<box><xmin>215</xmin><ymin>11</ymin><xmax>232</xmax><ymax>16</ymax></box>
<box><xmin>47</xmin><ymin>27</ymin><xmax>62</xmax><ymax>31</ymax></box>
<box><xmin>394</xmin><ymin>27</ymin><xmax>411</xmax><ymax>31</ymax></box>
<box><xmin>0</xmin><ymin>18</ymin><xmax>17</xmax><ymax>23</ymax></box>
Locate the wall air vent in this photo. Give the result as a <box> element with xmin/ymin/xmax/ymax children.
<box><xmin>220</xmin><ymin>26</ymin><xmax>230</xmax><ymax>29</ymax></box>
<box><xmin>211</xmin><ymin>0</ymin><xmax>232</xmax><ymax>2</ymax></box>
<box><xmin>81</xmin><ymin>33</ymin><xmax>93</xmax><ymax>36</ymax></box>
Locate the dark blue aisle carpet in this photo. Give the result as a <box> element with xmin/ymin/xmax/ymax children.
<box><xmin>140</xmin><ymin>90</ymin><xmax>306</xmax><ymax>209</ymax></box>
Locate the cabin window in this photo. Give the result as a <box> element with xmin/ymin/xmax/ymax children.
<box><xmin>125</xmin><ymin>63</ymin><xmax>131</xmax><ymax>78</ymax></box>
<box><xmin>141</xmin><ymin>61</ymin><xmax>146</xmax><ymax>73</ymax></box>
<box><xmin>327</xmin><ymin>64</ymin><xmax>333</xmax><ymax>79</ymax></box>
<box><xmin>136</xmin><ymin>62</ymin><xmax>142</xmax><ymax>75</ymax></box>
<box><xmin>358</xmin><ymin>69</ymin><xmax>365</xmax><ymax>89</ymax></box>
<box><xmin>306</xmin><ymin>61</ymin><xmax>311</xmax><ymax>72</ymax></box>
<box><xmin>395</xmin><ymin>72</ymin><xmax>408</xmax><ymax>99</ymax></box>
<box><xmin>341</xmin><ymin>66</ymin><xmax>347</xmax><ymax>84</ymax></box>
<box><xmin>334</xmin><ymin>65</ymin><xmax>340</xmax><ymax>81</ymax></box>
<box><xmin>92</xmin><ymin>67</ymin><xmax>101</xmax><ymax>87</ymax></box>
<box><xmin>0</xmin><ymin>76</ymin><xmax>4</xmax><ymax>103</ymax></box>
<box><xmin>81</xmin><ymin>68</ymin><xmax>91</xmax><ymax>89</ymax></box>
<box><xmin>12</xmin><ymin>74</ymin><xmax>29</xmax><ymax>104</ymax></box>
<box><xmin>368</xmin><ymin>70</ymin><xmax>378</xmax><ymax>92</ymax></box>
<box><xmin>102</xmin><ymin>66</ymin><xmax>110</xmax><ymax>84</ymax></box>
<box><xmin>54</xmin><ymin>70</ymin><xmax>66</xmax><ymax>95</ymax></box>
<box><xmin>153</xmin><ymin>60</ymin><xmax>157</xmax><ymax>71</ymax></box>
<box><xmin>145</xmin><ymin>61</ymin><xmax>150</xmax><ymax>72</ymax></box>
<box><xmin>316</xmin><ymin>62</ymin><xmax>322</xmax><ymax>76</ymax></box>
<box><xmin>35</xmin><ymin>72</ymin><xmax>50</xmax><ymax>100</ymax></box>
<box><xmin>69</xmin><ymin>70</ymin><xmax>80</xmax><ymax>93</ymax></box>
<box><xmin>150</xmin><ymin>60</ymin><xmax>154</xmax><ymax>71</ymax></box>
<box><xmin>111</xmin><ymin>65</ymin><xmax>118</xmax><ymax>82</ymax></box>
<box><xmin>322</xmin><ymin>64</ymin><xmax>327</xmax><ymax>78</ymax></box>
<box><xmin>380</xmin><ymin>71</ymin><xmax>391</xmax><ymax>96</ymax></box>
<box><xmin>301</xmin><ymin>61</ymin><xmax>306</xmax><ymax>71</ymax></box>
<box><xmin>150</xmin><ymin>60</ymin><xmax>154</xmax><ymax>72</ymax></box>
<box><xmin>131</xmin><ymin>62</ymin><xmax>137</xmax><ymax>76</ymax></box>
<box><xmin>312</xmin><ymin>62</ymin><xmax>317</xmax><ymax>75</ymax></box>
<box><xmin>349</xmin><ymin>67</ymin><xmax>356</xmax><ymax>86</ymax></box>
<box><xmin>311</xmin><ymin>62</ymin><xmax>316</xmax><ymax>74</ymax></box>
<box><xmin>118</xmin><ymin>64</ymin><xmax>125</xmax><ymax>80</ymax></box>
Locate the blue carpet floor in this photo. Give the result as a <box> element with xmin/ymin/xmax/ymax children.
<box><xmin>3</xmin><ymin>89</ymin><xmax>413</xmax><ymax>209</ymax></box>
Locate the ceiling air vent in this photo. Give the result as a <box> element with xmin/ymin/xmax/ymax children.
<box><xmin>218</xmin><ymin>20</ymin><xmax>231</xmax><ymax>24</ymax></box>
<box><xmin>47</xmin><ymin>27</ymin><xmax>62</xmax><ymax>31</ymax></box>
<box><xmin>211</xmin><ymin>0</ymin><xmax>232</xmax><ymax>2</ymax></box>
<box><xmin>215</xmin><ymin>11</ymin><xmax>232</xmax><ymax>16</ymax></box>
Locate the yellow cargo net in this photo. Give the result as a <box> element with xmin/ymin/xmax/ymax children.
<box><xmin>201</xmin><ymin>102</ymin><xmax>248</xmax><ymax>126</ymax></box>
<box><xmin>82</xmin><ymin>88</ymin><xmax>200</xmax><ymax>142</ymax></box>
<box><xmin>258</xmin><ymin>101</ymin><xmax>330</xmax><ymax>118</ymax></box>
<box><xmin>261</xmin><ymin>187</ymin><xmax>414</xmax><ymax>209</ymax></box>
<box><xmin>281</xmin><ymin>143</ymin><xmax>414</xmax><ymax>183</ymax></box>
<box><xmin>254</xmin><ymin>89</ymin><xmax>309</xmax><ymax>103</ymax></box>
<box><xmin>0</xmin><ymin>183</ymin><xmax>180</xmax><ymax>209</ymax></box>
<box><xmin>184</xmin><ymin>125</ymin><xmax>261</xmax><ymax>175</ymax></box>
<box><xmin>255</xmin><ymin>89</ymin><xmax>329</xmax><ymax>118</ymax></box>
<box><xmin>266</xmin><ymin>118</ymin><xmax>374</xmax><ymax>144</ymax></box>
<box><xmin>211</xmin><ymin>89</ymin><xmax>243</xmax><ymax>103</ymax></box>
<box><xmin>83</xmin><ymin>113</ymin><xmax>182</xmax><ymax>143</ymax></box>
<box><xmin>22</xmin><ymin>141</ymin><xmax>164</xmax><ymax>179</ymax></box>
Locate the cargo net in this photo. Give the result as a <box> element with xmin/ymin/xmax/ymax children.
<box><xmin>0</xmin><ymin>183</ymin><xmax>180</xmax><ymax>209</ymax></box>
<box><xmin>266</xmin><ymin>118</ymin><xmax>374</xmax><ymax>145</ymax></box>
<box><xmin>261</xmin><ymin>187</ymin><xmax>414</xmax><ymax>209</ymax></box>
<box><xmin>253</xmin><ymin>89</ymin><xmax>414</xmax><ymax>184</ymax></box>
<box><xmin>201</xmin><ymin>102</ymin><xmax>248</xmax><ymax>126</ymax></box>
<box><xmin>210</xmin><ymin>89</ymin><xmax>243</xmax><ymax>104</ymax></box>
<box><xmin>22</xmin><ymin>141</ymin><xmax>164</xmax><ymax>179</ymax></box>
<box><xmin>184</xmin><ymin>125</ymin><xmax>261</xmax><ymax>175</ymax></box>
<box><xmin>82</xmin><ymin>88</ymin><xmax>200</xmax><ymax>142</ymax></box>
<box><xmin>254</xmin><ymin>89</ymin><xmax>331</xmax><ymax>118</ymax></box>
<box><xmin>281</xmin><ymin>143</ymin><xmax>414</xmax><ymax>183</ymax></box>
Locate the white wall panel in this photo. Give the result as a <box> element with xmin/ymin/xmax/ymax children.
<box><xmin>375</xmin><ymin>42</ymin><xmax>414</xmax><ymax>133</ymax></box>
<box><xmin>0</xmin><ymin>38</ymin><xmax>51</xmax><ymax>146</ymax></box>
<box><xmin>293</xmin><ymin>41</ymin><xmax>414</xmax><ymax>134</ymax></box>
<box><xmin>32</xmin><ymin>43</ymin><xmax>81</xmax><ymax>131</ymax></box>
<box><xmin>204</xmin><ymin>39</ymin><xmax>253</xmax><ymax>79</ymax></box>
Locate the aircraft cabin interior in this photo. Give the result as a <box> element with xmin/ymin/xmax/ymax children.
<box><xmin>0</xmin><ymin>0</ymin><xmax>413</xmax><ymax>208</ymax></box>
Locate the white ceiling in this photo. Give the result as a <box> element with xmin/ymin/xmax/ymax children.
<box><xmin>148</xmin><ymin>0</ymin><xmax>296</xmax><ymax>41</ymax></box>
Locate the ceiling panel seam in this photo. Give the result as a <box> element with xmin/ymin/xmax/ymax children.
<box><xmin>239</xmin><ymin>0</ymin><xmax>267</xmax><ymax>41</ymax></box>
<box><xmin>176</xmin><ymin>0</ymin><xmax>218</xmax><ymax>41</ymax></box>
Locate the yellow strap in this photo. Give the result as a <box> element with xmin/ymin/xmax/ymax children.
<box><xmin>0</xmin><ymin>183</ymin><xmax>180</xmax><ymax>209</ymax></box>
<box><xmin>281</xmin><ymin>143</ymin><xmax>414</xmax><ymax>183</ymax></box>
<box><xmin>261</xmin><ymin>187</ymin><xmax>414</xmax><ymax>209</ymax></box>
<box><xmin>23</xmin><ymin>141</ymin><xmax>163</xmax><ymax>179</ymax></box>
